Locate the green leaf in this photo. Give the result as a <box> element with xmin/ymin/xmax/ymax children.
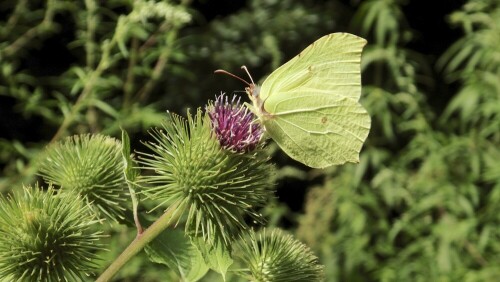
<box><xmin>121</xmin><ymin>129</ymin><xmax>141</xmax><ymax>230</ymax></box>
<box><xmin>91</xmin><ymin>98</ymin><xmax>120</xmax><ymax>118</ymax></box>
<box><xmin>145</xmin><ymin>229</ymin><xmax>209</xmax><ymax>282</ymax></box>
<box><xmin>191</xmin><ymin>236</ymin><xmax>233</xmax><ymax>281</ymax></box>
<box><xmin>121</xmin><ymin>129</ymin><xmax>139</xmax><ymax>183</ymax></box>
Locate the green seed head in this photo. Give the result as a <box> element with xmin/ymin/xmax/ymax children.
<box><xmin>0</xmin><ymin>184</ymin><xmax>103</xmax><ymax>281</ymax></box>
<box><xmin>234</xmin><ymin>229</ymin><xmax>324</xmax><ymax>282</ymax></box>
<box><xmin>38</xmin><ymin>134</ymin><xmax>129</xmax><ymax>221</ymax></box>
<box><xmin>139</xmin><ymin>109</ymin><xmax>275</xmax><ymax>246</ymax></box>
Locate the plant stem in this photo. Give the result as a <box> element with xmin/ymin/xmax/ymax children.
<box><xmin>128</xmin><ymin>179</ymin><xmax>143</xmax><ymax>234</ymax></box>
<box><xmin>2</xmin><ymin>0</ymin><xmax>28</xmax><ymax>38</ymax></box>
<box><xmin>96</xmin><ymin>202</ymin><xmax>181</xmax><ymax>282</ymax></box>
<box><xmin>3</xmin><ymin>0</ymin><xmax>56</xmax><ymax>58</ymax></box>
<box><xmin>463</xmin><ymin>240</ymin><xmax>488</xmax><ymax>267</ymax></box>
<box><xmin>50</xmin><ymin>36</ymin><xmax>116</xmax><ymax>143</ymax></box>
<box><xmin>123</xmin><ymin>38</ymin><xmax>139</xmax><ymax>108</ymax></box>
<box><xmin>137</xmin><ymin>25</ymin><xmax>178</xmax><ymax>102</ymax></box>
<box><xmin>85</xmin><ymin>0</ymin><xmax>98</xmax><ymax>69</ymax></box>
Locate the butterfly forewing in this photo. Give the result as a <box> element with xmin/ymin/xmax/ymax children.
<box><xmin>260</xmin><ymin>33</ymin><xmax>367</xmax><ymax>104</ymax></box>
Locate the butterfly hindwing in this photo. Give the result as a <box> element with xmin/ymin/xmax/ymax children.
<box><xmin>263</xmin><ymin>95</ymin><xmax>370</xmax><ymax>168</ymax></box>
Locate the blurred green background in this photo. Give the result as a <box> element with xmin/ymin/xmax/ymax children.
<box><xmin>1</xmin><ymin>0</ymin><xmax>500</xmax><ymax>281</ymax></box>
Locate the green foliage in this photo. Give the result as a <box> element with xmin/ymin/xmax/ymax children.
<box><xmin>3</xmin><ymin>0</ymin><xmax>500</xmax><ymax>280</ymax></box>
<box><xmin>0</xmin><ymin>0</ymin><xmax>191</xmax><ymax>190</ymax></box>
<box><xmin>191</xmin><ymin>235</ymin><xmax>233</xmax><ymax>280</ymax></box>
<box><xmin>438</xmin><ymin>0</ymin><xmax>500</xmax><ymax>132</ymax></box>
<box><xmin>145</xmin><ymin>229</ymin><xmax>209</xmax><ymax>282</ymax></box>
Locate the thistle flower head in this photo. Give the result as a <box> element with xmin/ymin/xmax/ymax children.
<box><xmin>234</xmin><ymin>229</ymin><xmax>324</xmax><ymax>282</ymax></box>
<box><xmin>207</xmin><ymin>93</ymin><xmax>263</xmax><ymax>153</ymax></box>
<box><xmin>38</xmin><ymin>134</ymin><xmax>129</xmax><ymax>222</ymax></box>
<box><xmin>0</xmin><ymin>184</ymin><xmax>103</xmax><ymax>281</ymax></box>
<box><xmin>139</xmin><ymin>109</ymin><xmax>274</xmax><ymax>246</ymax></box>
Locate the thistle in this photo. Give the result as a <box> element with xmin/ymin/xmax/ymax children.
<box><xmin>207</xmin><ymin>93</ymin><xmax>264</xmax><ymax>153</ymax></box>
<box><xmin>234</xmin><ymin>229</ymin><xmax>324</xmax><ymax>282</ymax></box>
<box><xmin>0</xmin><ymin>184</ymin><xmax>102</xmax><ymax>281</ymax></box>
<box><xmin>38</xmin><ymin>134</ymin><xmax>129</xmax><ymax>221</ymax></box>
<box><xmin>138</xmin><ymin>108</ymin><xmax>274</xmax><ymax>246</ymax></box>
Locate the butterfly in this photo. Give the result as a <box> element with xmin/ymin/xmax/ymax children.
<box><xmin>216</xmin><ymin>33</ymin><xmax>370</xmax><ymax>168</ymax></box>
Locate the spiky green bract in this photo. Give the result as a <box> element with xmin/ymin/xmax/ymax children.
<box><xmin>138</xmin><ymin>109</ymin><xmax>274</xmax><ymax>247</ymax></box>
<box><xmin>0</xmin><ymin>184</ymin><xmax>103</xmax><ymax>281</ymax></box>
<box><xmin>234</xmin><ymin>229</ymin><xmax>324</xmax><ymax>282</ymax></box>
<box><xmin>38</xmin><ymin>134</ymin><xmax>128</xmax><ymax>221</ymax></box>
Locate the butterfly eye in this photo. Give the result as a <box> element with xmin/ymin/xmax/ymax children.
<box><xmin>252</xmin><ymin>85</ymin><xmax>260</xmax><ymax>98</ymax></box>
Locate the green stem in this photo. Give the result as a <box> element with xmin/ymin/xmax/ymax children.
<box><xmin>84</xmin><ymin>0</ymin><xmax>99</xmax><ymax>133</ymax></box>
<box><xmin>50</xmin><ymin>37</ymin><xmax>116</xmax><ymax>143</ymax></box>
<box><xmin>2</xmin><ymin>0</ymin><xmax>28</xmax><ymax>38</ymax></box>
<box><xmin>136</xmin><ymin>24</ymin><xmax>177</xmax><ymax>102</ymax></box>
<box><xmin>127</xmin><ymin>176</ymin><xmax>143</xmax><ymax>234</ymax></box>
<box><xmin>130</xmin><ymin>187</ymin><xmax>142</xmax><ymax>234</ymax></box>
<box><xmin>463</xmin><ymin>239</ymin><xmax>488</xmax><ymax>267</ymax></box>
<box><xmin>85</xmin><ymin>0</ymin><xmax>98</xmax><ymax>69</ymax></box>
<box><xmin>50</xmin><ymin>63</ymin><xmax>102</xmax><ymax>142</ymax></box>
<box><xmin>123</xmin><ymin>38</ymin><xmax>139</xmax><ymax>108</ymax></box>
<box><xmin>2</xmin><ymin>0</ymin><xmax>56</xmax><ymax>58</ymax></box>
<box><xmin>96</xmin><ymin>202</ymin><xmax>181</xmax><ymax>282</ymax></box>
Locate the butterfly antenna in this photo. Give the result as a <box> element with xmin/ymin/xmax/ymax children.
<box><xmin>214</xmin><ymin>69</ymin><xmax>251</xmax><ymax>87</ymax></box>
<box><xmin>241</xmin><ymin>65</ymin><xmax>255</xmax><ymax>85</ymax></box>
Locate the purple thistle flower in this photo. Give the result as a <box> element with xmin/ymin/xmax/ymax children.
<box><xmin>207</xmin><ymin>93</ymin><xmax>263</xmax><ymax>153</ymax></box>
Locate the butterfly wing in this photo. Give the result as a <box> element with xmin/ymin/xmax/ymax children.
<box><xmin>260</xmin><ymin>33</ymin><xmax>367</xmax><ymax>102</ymax></box>
<box><xmin>259</xmin><ymin>33</ymin><xmax>370</xmax><ymax>168</ymax></box>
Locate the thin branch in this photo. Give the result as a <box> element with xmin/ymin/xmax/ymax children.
<box><xmin>2</xmin><ymin>0</ymin><xmax>28</xmax><ymax>38</ymax></box>
<box><xmin>137</xmin><ymin>26</ymin><xmax>178</xmax><ymax>102</ymax></box>
<box><xmin>50</xmin><ymin>33</ymin><xmax>118</xmax><ymax>143</ymax></box>
<box><xmin>2</xmin><ymin>0</ymin><xmax>57</xmax><ymax>58</ymax></box>
<box><xmin>123</xmin><ymin>38</ymin><xmax>139</xmax><ymax>108</ymax></box>
<box><xmin>85</xmin><ymin>0</ymin><xmax>98</xmax><ymax>69</ymax></box>
<box><xmin>463</xmin><ymin>240</ymin><xmax>488</xmax><ymax>267</ymax></box>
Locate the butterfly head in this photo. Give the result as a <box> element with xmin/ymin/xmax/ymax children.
<box><xmin>246</xmin><ymin>84</ymin><xmax>264</xmax><ymax>113</ymax></box>
<box><xmin>214</xmin><ymin>66</ymin><xmax>266</xmax><ymax>117</ymax></box>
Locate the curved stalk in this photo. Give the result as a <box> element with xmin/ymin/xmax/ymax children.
<box><xmin>96</xmin><ymin>202</ymin><xmax>181</xmax><ymax>282</ymax></box>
